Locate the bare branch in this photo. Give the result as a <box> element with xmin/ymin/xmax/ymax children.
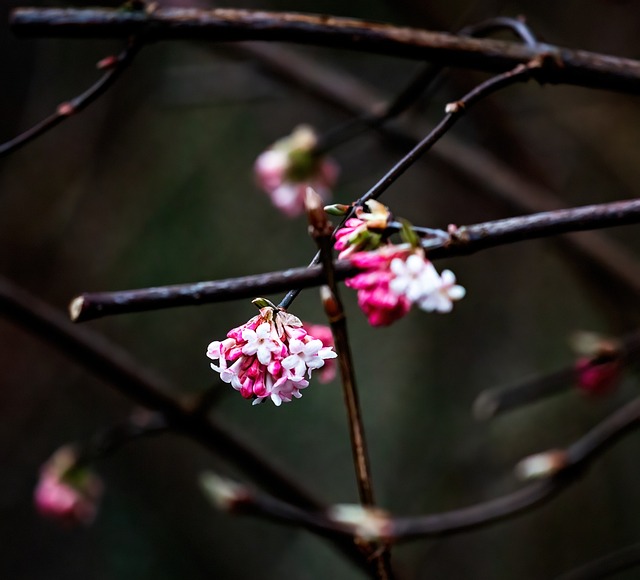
<box><xmin>0</xmin><ymin>38</ymin><xmax>140</xmax><ymax>158</ymax></box>
<box><xmin>70</xmin><ymin>198</ymin><xmax>640</xmax><ymax>322</ymax></box>
<box><xmin>356</xmin><ymin>59</ymin><xmax>540</xmax><ymax>206</ymax></box>
<box><xmin>202</xmin><ymin>396</ymin><xmax>640</xmax><ymax>543</ymax></box>
<box><xmin>11</xmin><ymin>7</ymin><xmax>640</xmax><ymax>94</ymax></box>
<box><xmin>314</xmin><ymin>15</ymin><xmax>539</xmax><ymax>154</ymax></box>
<box><xmin>0</xmin><ymin>275</ymin><xmax>372</xmax><ymax>574</ymax></box>
<box><xmin>474</xmin><ymin>329</ymin><xmax>640</xmax><ymax>420</ymax></box>
<box><xmin>556</xmin><ymin>541</ymin><xmax>640</xmax><ymax>580</ymax></box>
<box><xmin>307</xmin><ymin>188</ymin><xmax>394</xmax><ymax>580</ymax></box>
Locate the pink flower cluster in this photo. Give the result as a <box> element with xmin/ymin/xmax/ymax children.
<box><xmin>343</xmin><ymin>245</ymin><xmax>466</xmax><ymax>327</ymax></box>
<box><xmin>333</xmin><ymin>200</ymin><xmax>465</xmax><ymax>326</ymax></box>
<box><xmin>207</xmin><ymin>304</ymin><xmax>337</xmax><ymax>406</ymax></box>
<box><xmin>34</xmin><ymin>446</ymin><xmax>103</xmax><ymax>527</ymax></box>
<box><xmin>254</xmin><ymin>125</ymin><xmax>338</xmax><ymax>217</ymax></box>
<box><xmin>334</xmin><ymin>200</ymin><xmax>390</xmax><ymax>259</ymax></box>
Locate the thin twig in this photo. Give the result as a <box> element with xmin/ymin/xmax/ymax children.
<box><xmin>307</xmin><ymin>193</ymin><xmax>377</xmax><ymax>507</ymax></box>
<box><xmin>279</xmin><ymin>57</ymin><xmax>542</xmax><ymax>310</ymax></box>
<box><xmin>71</xmin><ymin>198</ymin><xmax>640</xmax><ymax>321</ymax></box>
<box><xmin>474</xmin><ymin>330</ymin><xmax>640</xmax><ymax>420</ymax></box>
<box><xmin>11</xmin><ymin>7</ymin><xmax>640</xmax><ymax>94</ymax></box>
<box><xmin>555</xmin><ymin>541</ymin><xmax>640</xmax><ymax>580</ymax></box>
<box><xmin>0</xmin><ymin>275</ymin><xmax>372</xmax><ymax>574</ymax></box>
<box><xmin>197</xmin><ymin>396</ymin><xmax>640</xmax><ymax>543</ymax></box>
<box><xmin>0</xmin><ymin>37</ymin><xmax>141</xmax><ymax>158</ymax></box>
<box><xmin>76</xmin><ymin>411</ymin><xmax>169</xmax><ymax>467</ymax></box>
<box><xmin>356</xmin><ymin>58</ymin><xmax>541</xmax><ymax>206</ymax></box>
<box><xmin>235</xmin><ymin>39</ymin><xmax>640</xmax><ymax>301</ymax></box>
<box><xmin>307</xmin><ymin>191</ymin><xmax>393</xmax><ymax>579</ymax></box>
<box><xmin>313</xmin><ymin>15</ymin><xmax>539</xmax><ymax>154</ymax></box>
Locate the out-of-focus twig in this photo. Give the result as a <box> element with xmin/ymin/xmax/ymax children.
<box><xmin>474</xmin><ymin>329</ymin><xmax>640</xmax><ymax>420</ymax></box>
<box><xmin>0</xmin><ymin>275</ymin><xmax>371</xmax><ymax>574</ymax></box>
<box><xmin>0</xmin><ymin>37</ymin><xmax>141</xmax><ymax>158</ymax></box>
<box><xmin>71</xmin><ymin>198</ymin><xmax>640</xmax><ymax>321</ymax></box>
<box><xmin>555</xmin><ymin>541</ymin><xmax>640</xmax><ymax>580</ymax></box>
<box><xmin>355</xmin><ymin>58</ymin><xmax>541</xmax><ymax>206</ymax></box>
<box><xmin>237</xmin><ymin>40</ymin><xmax>640</xmax><ymax>304</ymax></box>
<box><xmin>11</xmin><ymin>7</ymin><xmax>640</xmax><ymax>95</ymax></box>
<box><xmin>314</xmin><ymin>16</ymin><xmax>539</xmax><ymax>154</ymax></box>
<box><xmin>197</xmin><ymin>396</ymin><xmax>640</xmax><ymax>543</ymax></box>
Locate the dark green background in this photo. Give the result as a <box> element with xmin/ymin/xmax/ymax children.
<box><xmin>2</xmin><ymin>0</ymin><xmax>640</xmax><ymax>578</ymax></box>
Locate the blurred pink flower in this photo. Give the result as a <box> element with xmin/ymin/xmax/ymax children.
<box><xmin>34</xmin><ymin>446</ymin><xmax>103</xmax><ymax>527</ymax></box>
<box><xmin>254</xmin><ymin>125</ymin><xmax>338</xmax><ymax>217</ymax></box>
<box><xmin>575</xmin><ymin>356</ymin><xmax>621</xmax><ymax>396</ymax></box>
<box><xmin>207</xmin><ymin>300</ymin><xmax>337</xmax><ymax>405</ymax></box>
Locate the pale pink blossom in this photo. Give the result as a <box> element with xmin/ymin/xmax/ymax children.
<box><xmin>389</xmin><ymin>254</ymin><xmax>466</xmax><ymax>313</ymax></box>
<box><xmin>207</xmin><ymin>301</ymin><xmax>337</xmax><ymax>406</ymax></box>
<box><xmin>34</xmin><ymin>446</ymin><xmax>103</xmax><ymax>527</ymax></box>
<box><xmin>302</xmin><ymin>323</ymin><xmax>337</xmax><ymax>383</ymax></box>
<box><xmin>416</xmin><ymin>268</ymin><xmax>466</xmax><ymax>313</ymax></box>
<box><xmin>254</xmin><ymin>125</ymin><xmax>338</xmax><ymax>217</ymax></box>
<box><xmin>282</xmin><ymin>338</ymin><xmax>336</xmax><ymax>379</ymax></box>
<box><xmin>345</xmin><ymin>246</ymin><xmax>465</xmax><ymax>326</ymax></box>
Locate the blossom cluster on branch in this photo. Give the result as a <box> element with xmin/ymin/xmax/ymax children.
<box><xmin>206</xmin><ymin>299</ymin><xmax>337</xmax><ymax>406</ymax></box>
<box><xmin>334</xmin><ymin>201</ymin><xmax>466</xmax><ymax>326</ymax></box>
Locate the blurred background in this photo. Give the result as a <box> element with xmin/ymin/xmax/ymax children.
<box><xmin>2</xmin><ymin>0</ymin><xmax>640</xmax><ymax>578</ymax></box>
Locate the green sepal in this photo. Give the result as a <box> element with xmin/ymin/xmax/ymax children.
<box><xmin>399</xmin><ymin>218</ymin><xmax>420</xmax><ymax>248</ymax></box>
<box><xmin>252</xmin><ymin>297</ymin><xmax>278</xmax><ymax>310</ymax></box>
<box><xmin>324</xmin><ymin>204</ymin><xmax>350</xmax><ymax>216</ymax></box>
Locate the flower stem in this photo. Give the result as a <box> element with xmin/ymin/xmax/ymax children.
<box><xmin>305</xmin><ymin>190</ymin><xmax>394</xmax><ymax>579</ymax></box>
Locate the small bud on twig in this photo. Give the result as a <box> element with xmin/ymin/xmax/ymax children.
<box><xmin>200</xmin><ymin>472</ymin><xmax>251</xmax><ymax>512</ymax></box>
<box><xmin>324</xmin><ymin>203</ymin><xmax>350</xmax><ymax>216</ymax></box>
<box><xmin>96</xmin><ymin>55</ymin><xmax>119</xmax><ymax>70</ymax></box>
<box><xmin>57</xmin><ymin>102</ymin><xmax>75</xmax><ymax>117</ymax></box>
<box><xmin>327</xmin><ymin>504</ymin><xmax>392</xmax><ymax>541</ymax></box>
<box><xmin>515</xmin><ymin>450</ymin><xmax>568</xmax><ymax>481</ymax></box>
<box><xmin>305</xmin><ymin>188</ymin><xmax>334</xmax><ymax>239</ymax></box>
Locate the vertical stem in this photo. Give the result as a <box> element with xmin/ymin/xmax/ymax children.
<box><xmin>305</xmin><ymin>190</ymin><xmax>393</xmax><ymax>579</ymax></box>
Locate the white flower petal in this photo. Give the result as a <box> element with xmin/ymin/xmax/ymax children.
<box><xmin>448</xmin><ymin>285</ymin><xmax>466</xmax><ymax>300</ymax></box>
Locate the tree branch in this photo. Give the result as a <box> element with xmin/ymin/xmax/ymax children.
<box><xmin>308</xmin><ymin>190</ymin><xmax>394</xmax><ymax>580</ymax></box>
<box><xmin>230</xmin><ymin>39</ymin><xmax>640</xmax><ymax>301</ymax></box>
<box><xmin>200</xmin><ymin>396</ymin><xmax>640</xmax><ymax>543</ymax></box>
<box><xmin>0</xmin><ymin>275</ymin><xmax>372</xmax><ymax>574</ymax></box>
<box><xmin>0</xmin><ymin>37</ymin><xmax>140</xmax><ymax>158</ymax></box>
<box><xmin>474</xmin><ymin>329</ymin><xmax>640</xmax><ymax>420</ymax></box>
<box><xmin>10</xmin><ymin>7</ymin><xmax>640</xmax><ymax>95</ymax></box>
<box><xmin>70</xmin><ymin>198</ymin><xmax>640</xmax><ymax>322</ymax></box>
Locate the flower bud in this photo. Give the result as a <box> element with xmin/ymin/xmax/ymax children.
<box><xmin>34</xmin><ymin>446</ymin><xmax>103</xmax><ymax>527</ymax></box>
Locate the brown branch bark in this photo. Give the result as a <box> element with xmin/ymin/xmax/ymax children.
<box><xmin>308</xmin><ymin>192</ymin><xmax>394</xmax><ymax>578</ymax></box>
<box><xmin>10</xmin><ymin>7</ymin><xmax>640</xmax><ymax>95</ymax></box>
<box><xmin>70</xmin><ymin>198</ymin><xmax>640</xmax><ymax>322</ymax></box>
<box><xmin>232</xmin><ymin>40</ymin><xmax>640</xmax><ymax>304</ymax></box>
